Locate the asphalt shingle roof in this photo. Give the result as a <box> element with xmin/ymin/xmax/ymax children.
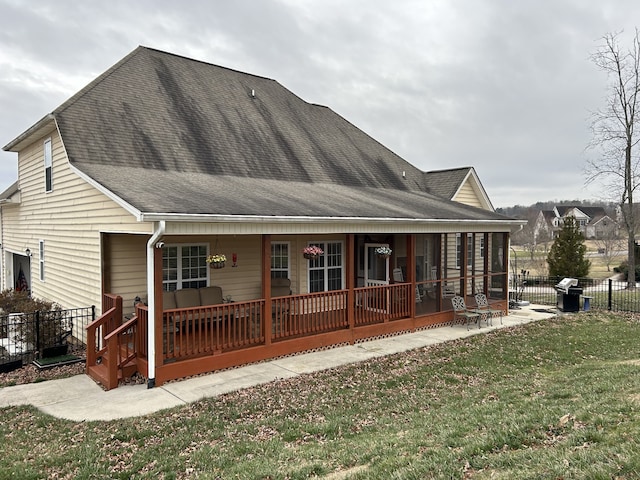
<box><xmin>42</xmin><ymin>47</ymin><xmax>513</xmax><ymax>222</ymax></box>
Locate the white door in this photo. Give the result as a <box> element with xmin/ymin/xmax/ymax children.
<box><xmin>364</xmin><ymin>243</ymin><xmax>389</xmax><ymax>286</ymax></box>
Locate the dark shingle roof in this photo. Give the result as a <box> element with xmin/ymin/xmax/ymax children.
<box><xmin>45</xmin><ymin>47</ymin><xmax>512</xmax><ymax>223</ymax></box>
<box><xmin>422</xmin><ymin>167</ymin><xmax>472</xmax><ymax>200</ymax></box>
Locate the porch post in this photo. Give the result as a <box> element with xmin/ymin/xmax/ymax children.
<box><xmin>346</xmin><ymin>234</ymin><xmax>355</xmax><ymax>335</ymax></box>
<box><xmin>483</xmin><ymin>233</ymin><xmax>489</xmax><ymax>295</ymax></box>
<box><xmin>461</xmin><ymin>232</ymin><xmax>468</xmax><ymax>299</ymax></box>
<box><xmin>262</xmin><ymin>234</ymin><xmax>272</xmax><ymax>346</ymax></box>
<box><xmin>406</xmin><ymin>234</ymin><xmax>416</xmax><ymax>322</ymax></box>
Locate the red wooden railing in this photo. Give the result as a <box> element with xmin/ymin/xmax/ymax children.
<box><xmin>163</xmin><ymin>300</ymin><xmax>264</xmax><ymax>361</ymax></box>
<box><xmin>354</xmin><ymin>283</ymin><xmax>411</xmax><ymax>326</ymax></box>
<box><xmin>85</xmin><ymin>295</ymin><xmax>145</xmax><ymax>390</ymax></box>
<box><xmin>272</xmin><ymin>290</ymin><xmax>349</xmax><ymax>340</ymax></box>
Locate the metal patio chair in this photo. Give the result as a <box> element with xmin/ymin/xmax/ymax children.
<box><xmin>451</xmin><ymin>295</ymin><xmax>480</xmax><ymax>330</ymax></box>
<box><xmin>473</xmin><ymin>293</ymin><xmax>503</xmax><ymax>326</ymax></box>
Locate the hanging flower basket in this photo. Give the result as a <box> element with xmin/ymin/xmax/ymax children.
<box><xmin>207</xmin><ymin>254</ymin><xmax>227</xmax><ymax>269</ymax></box>
<box><xmin>375</xmin><ymin>246</ymin><xmax>392</xmax><ymax>258</ymax></box>
<box><xmin>302</xmin><ymin>246</ymin><xmax>323</xmax><ymax>260</ymax></box>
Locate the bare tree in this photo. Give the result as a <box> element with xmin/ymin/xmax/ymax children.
<box><xmin>586</xmin><ymin>29</ymin><xmax>640</xmax><ymax>288</ymax></box>
<box><xmin>594</xmin><ymin>228</ymin><xmax>624</xmax><ymax>272</ymax></box>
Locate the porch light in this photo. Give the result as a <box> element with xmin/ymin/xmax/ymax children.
<box><xmin>25</xmin><ymin>248</ymin><xmax>31</xmax><ymax>257</ymax></box>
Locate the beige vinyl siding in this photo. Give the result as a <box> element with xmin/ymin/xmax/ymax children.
<box><xmin>3</xmin><ymin>130</ymin><xmax>151</xmax><ymax>313</ymax></box>
<box><xmin>107</xmin><ymin>234</ymin><xmax>149</xmax><ymax>313</ymax></box>
<box><xmin>452</xmin><ymin>181</ymin><xmax>483</xmax><ymax>209</ymax></box>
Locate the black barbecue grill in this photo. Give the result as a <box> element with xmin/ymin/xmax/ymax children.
<box><xmin>555</xmin><ymin>278</ymin><xmax>583</xmax><ymax>312</ymax></box>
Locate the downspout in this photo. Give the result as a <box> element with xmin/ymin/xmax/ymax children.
<box><xmin>146</xmin><ymin>220</ymin><xmax>165</xmax><ymax>388</ymax></box>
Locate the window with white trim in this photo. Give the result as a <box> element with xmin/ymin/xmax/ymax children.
<box><xmin>44</xmin><ymin>139</ymin><xmax>52</xmax><ymax>192</ymax></box>
<box><xmin>467</xmin><ymin>233</ymin><xmax>473</xmax><ymax>268</ymax></box>
<box><xmin>307</xmin><ymin>241</ymin><xmax>343</xmax><ymax>292</ymax></box>
<box><xmin>162</xmin><ymin>244</ymin><xmax>208</xmax><ymax>291</ymax></box>
<box><xmin>39</xmin><ymin>240</ymin><xmax>45</xmax><ymax>282</ymax></box>
<box><xmin>271</xmin><ymin>242</ymin><xmax>290</xmax><ymax>279</ymax></box>
<box><xmin>455</xmin><ymin>234</ymin><xmax>462</xmax><ymax>269</ymax></box>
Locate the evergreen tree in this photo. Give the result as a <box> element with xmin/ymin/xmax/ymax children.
<box><xmin>547</xmin><ymin>216</ymin><xmax>591</xmax><ymax>278</ymax></box>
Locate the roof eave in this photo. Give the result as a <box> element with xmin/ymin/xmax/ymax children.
<box><xmin>139</xmin><ymin>211</ymin><xmax>526</xmax><ymax>227</ymax></box>
<box><xmin>3</xmin><ymin>114</ymin><xmax>56</xmax><ymax>152</ymax></box>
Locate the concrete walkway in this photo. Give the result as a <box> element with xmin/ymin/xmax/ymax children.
<box><xmin>0</xmin><ymin>304</ymin><xmax>557</xmax><ymax>422</ymax></box>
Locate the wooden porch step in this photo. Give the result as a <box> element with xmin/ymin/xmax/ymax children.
<box><xmin>87</xmin><ymin>356</ymin><xmax>138</xmax><ymax>390</ymax></box>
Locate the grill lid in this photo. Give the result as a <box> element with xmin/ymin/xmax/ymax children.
<box><xmin>555</xmin><ymin>277</ymin><xmax>578</xmax><ymax>293</ymax></box>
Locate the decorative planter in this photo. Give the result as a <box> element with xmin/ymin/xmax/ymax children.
<box><xmin>303</xmin><ymin>253</ymin><xmax>319</xmax><ymax>260</ymax></box>
<box><xmin>210</xmin><ymin>261</ymin><xmax>225</xmax><ymax>269</ymax></box>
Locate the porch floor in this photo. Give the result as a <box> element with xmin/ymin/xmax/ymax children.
<box><xmin>0</xmin><ymin>304</ymin><xmax>556</xmax><ymax>421</ymax></box>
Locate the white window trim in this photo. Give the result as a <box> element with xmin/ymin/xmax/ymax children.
<box><xmin>306</xmin><ymin>240</ymin><xmax>345</xmax><ymax>292</ymax></box>
<box><xmin>270</xmin><ymin>241</ymin><xmax>291</xmax><ymax>279</ymax></box>
<box><xmin>44</xmin><ymin>138</ymin><xmax>52</xmax><ymax>193</ymax></box>
<box><xmin>162</xmin><ymin>243</ymin><xmax>209</xmax><ymax>291</ymax></box>
<box><xmin>39</xmin><ymin>240</ymin><xmax>45</xmax><ymax>282</ymax></box>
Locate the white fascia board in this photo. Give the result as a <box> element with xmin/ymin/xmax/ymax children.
<box><xmin>141</xmin><ymin>211</ymin><xmax>526</xmax><ymax>227</ymax></box>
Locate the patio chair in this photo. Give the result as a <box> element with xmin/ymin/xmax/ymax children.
<box><xmin>473</xmin><ymin>293</ymin><xmax>503</xmax><ymax>326</ymax></box>
<box><xmin>451</xmin><ymin>295</ymin><xmax>480</xmax><ymax>330</ymax></box>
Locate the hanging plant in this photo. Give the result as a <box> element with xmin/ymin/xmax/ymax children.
<box><xmin>375</xmin><ymin>246</ymin><xmax>392</xmax><ymax>258</ymax></box>
<box><xmin>302</xmin><ymin>245</ymin><xmax>324</xmax><ymax>259</ymax></box>
<box><xmin>206</xmin><ymin>254</ymin><xmax>227</xmax><ymax>269</ymax></box>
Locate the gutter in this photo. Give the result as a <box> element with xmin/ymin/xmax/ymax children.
<box><xmin>145</xmin><ymin>220</ymin><xmax>165</xmax><ymax>389</ymax></box>
<box><xmin>138</xmin><ymin>212</ymin><xmax>526</xmax><ymax>226</ymax></box>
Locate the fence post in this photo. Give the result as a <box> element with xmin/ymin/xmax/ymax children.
<box><xmin>608</xmin><ymin>279</ymin><xmax>612</xmax><ymax>311</ymax></box>
<box><xmin>35</xmin><ymin>311</ymin><xmax>41</xmax><ymax>354</ymax></box>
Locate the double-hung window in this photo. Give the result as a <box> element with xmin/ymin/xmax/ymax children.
<box><xmin>39</xmin><ymin>240</ymin><xmax>45</xmax><ymax>282</ymax></box>
<box><xmin>44</xmin><ymin>139</ymin><xmax>52</xmax><ymax>192</ymax></box>
<box><xmin>162</xmin><ymin>244</ymin><xmax>208</xmax><ymax>291</ymax></box>
<box><xmin>307</xmin><ymin>241</ymin><xmax>343</xmax><ymax>292</ymax></box>
<box><xmin>271</xmin><ymin>242</ymin><xmax>290</xmax><ymax>279</ymax></box>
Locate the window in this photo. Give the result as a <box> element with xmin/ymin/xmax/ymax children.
<box><xmin>455</xmin><ymin>234</ymin><xmax>462</xmax><ymax>269</ymax></box>
<box><xmin>44</xmin><ymin>139</ymin><xmax>52</xmax><ymax>192</ymax></box>
<box><xmin>39</xmin><ymin>240</ymin><xmax>45</xmax><ymax>281</ymax></box>
<box><xmin>162</xmin><ymin>244</ymin><xmax>208</xmax><ymax>291</ymax></box>
<box><xmin>271</xmin><ymin>242</ymin><xmax>290</xmax><ymax>279</ymax></box>
<box><xmin>307</xmin><ymin>241</ymin><xmax>343</xmax><ymax>292</ymax></box>
<box><xmin>467</xmin><ymin>233</ymin><xmax>473</xmax><ymax>268</ymax></box>
<box><xmin>480</xmin><ymin>236</ymin><xmax>485</xmax><ymax>259</ymax></box>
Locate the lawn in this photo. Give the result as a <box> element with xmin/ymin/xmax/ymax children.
<box><xmin>2</xmin><ymin>312</ymin><xmax>640</xmax><ymax>479</ymax></box>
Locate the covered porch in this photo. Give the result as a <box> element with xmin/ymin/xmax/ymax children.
<box><xmin>86</xmin><ymin>231</ymin><xmax>509</xmax><ymax>389</ymax></box>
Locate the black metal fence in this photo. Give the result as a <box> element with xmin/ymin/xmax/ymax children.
<box><xmin>0</xmin><ymin>306</ymin><xmax>95</xmax><ymax>372</ymax></box>
<box><xmin>512</xmin><ymin>275</ymin><xmax>640</xmax><ymax>313</ymax></box>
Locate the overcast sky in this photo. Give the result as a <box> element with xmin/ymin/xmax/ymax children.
<box><xmin>0</xmin><ymin>0</ymin><xmax>638</xmax><ymax>208</ymax></box>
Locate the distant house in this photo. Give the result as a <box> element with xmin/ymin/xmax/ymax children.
<box><xmin>534</xmin><ymin>206</ymin><xmax>617</xmax><ymax>240</ymax></box>
<box><xmin>1</xmin><ymin>46</ymin><xmax>523</xmax><ymax>389</ymax></box>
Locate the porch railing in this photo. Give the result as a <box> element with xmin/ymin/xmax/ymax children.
<box><xmin>273</xmin><ymin>290</ymin><xmax>349</xmax><ymax>340</ymax></box>
<box><xmin>354</xmin><ymin>283</ymin><xmax>411</xmax><ymax>326</ymax></box>
<box><xmin>163</xmin><ymin>299</ymin><xmax>264</xmax><ymax>362</ymax></box>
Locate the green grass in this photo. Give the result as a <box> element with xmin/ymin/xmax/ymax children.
<box><xmin>2</xmin><ymin>312</ymin><xmax>640</xmax><ymax>478</ymax></box>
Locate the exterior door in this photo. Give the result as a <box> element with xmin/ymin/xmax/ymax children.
<box><xmin>364</xmin><ymin>243</ymin><xmax>389</xmax><ymax>286</ymax></box>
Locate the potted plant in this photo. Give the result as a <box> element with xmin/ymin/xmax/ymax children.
<box><xmin>302</xmin><ymin>245</ymin><xmax>324</xmax><ymax>260</ymax></box>
<box><xmin>206</xmin><ymin>254</ymin><xmax>227</xmax><ymax>269</ymax></box>
<box><xmin>375</xmin><ymin>246</ymin><xmax>392</xmax><ymax>258</ymax></box>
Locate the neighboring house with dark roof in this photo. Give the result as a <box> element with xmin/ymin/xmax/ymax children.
<box><xmin>534</xmin><ymin>206</ymin><xmax>617</xmax><ymax>240</ymax></box>
<box><xmin>1</xmin><ymin>46</ymin><xmax>523</xmax><ymax>389</ymax></box>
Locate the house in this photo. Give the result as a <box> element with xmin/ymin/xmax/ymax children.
<box><xmin>534</xmin><ymin>206</ymin><xmax>617</xmax><ymax>240</ymax></box>
<box><xmin>1</xmin><ymin>46</ymin><xmax>523</xmax><ymax>389</ymax></box>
